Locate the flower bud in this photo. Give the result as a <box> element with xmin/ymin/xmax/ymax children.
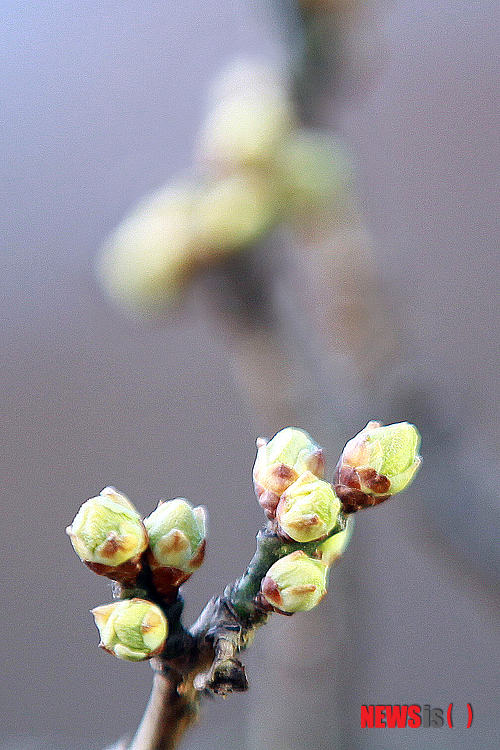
<box><xmin>253</xmin><ymin>428</ymin><xmax>325</xmax><ymax>519</ymax></box>
<box><xmin>274</xmin><ymin>129</ymin><xmax>353</xmax><ymax>221</ymax></box>
<box><xmin>335</xmin><ymin>421</ymin><xmax>422</xmax><ymax>512</ymax></box>
<box><xmin>315</xmin><ymin>515</ymin><xmax>354</xmax><ymax>566</ymax></box>
<box><xmin>92</xmin><ymin>598</ymin><xmax>168</xmax><ymax>661</ymax></box>
<box><xmin>191</xmin><ymin>172</ymin><xmax>278</xmax><ymax>258</ymax></box>
<box><xmin>276</xmin><ymin>471</ymin><xmax>340</xmax><ymax>542</ymax></box>
<box><xmin>260</xmin><ymin>551</ymin><xmax>327</xmax><ymax>613</ymax></box>
<box><xmin>196</xmin><ymin>91</ymin><xmax>296</xmax><ymax>170</ymax></box>
<box><xmin>144</xmin><ymin>499</ymin><xmax>207</xmax><ymax>595</ymax></box>
<box><xmin>66</xmin><ymin>487</ymin><xmax>148</xmax><ymax>584</ymax></box>
<box><xmin>97</xmin><ymin>182</ymin><xmax>196</xmax><ymax>316</ymax></box>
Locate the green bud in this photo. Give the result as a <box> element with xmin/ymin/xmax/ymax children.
<box><xmin>253</xmin><ymin>428</ymin><xmax>325</xmax><ymax>519</ymax></box>
<box><xmin>92</xmin><ymin>598</ymin><xmax>168</xmax><ymax>661</ymax></box>
<box><xmin>66</xmin><ymin>487</ymin><xmax>148</xmax><ymax>569</ymax></box>
<box><xmin>191</xmin><ymin>172</ymin><xmax>278</xmax><ymax>257</ymax></box>
<box><xmin>144</xmin><ymin>498</ymin><xmax>207</xmax><ymax>574</ymax></box>
<box><xmin>196</xmin><ymin>91</ymin><xmax>296</xmax><ymax>169</ymax></box>
<box><xmin>260</xmin><ymin>551</ymin><xmax>328</xmax><ymax>613</ymax></box>
<box><xmin>316</xmin><ymin>515</ymin><xmax>354</xmax><ymax>566</ymax></box>
<box><xmin>274</xmin><ymin>129</ymin><xmax>353</xmax><ymax>220</ymax></box>
<box><xmin>335</xmin><ymin>421</ymin><xmax>422</xmax><ymax>512</ymax></box>
<box><xmin>97</xmin><ymin>182</ymin><xmax>196</xmax><ymax>316</ymax></box>
<box><xmin>276</xmin><ymin>471</ymin><xmax>340</xmax><ymax>543</ymax></box>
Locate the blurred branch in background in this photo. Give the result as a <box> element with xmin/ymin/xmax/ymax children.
<box><xmin>90</xmin><ymin>0</ymin><xmax>500</xmax><ymax>749</ymax></box>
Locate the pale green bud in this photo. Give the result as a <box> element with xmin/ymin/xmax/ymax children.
<box><xmin>274</xmin><ymin>129</ymin><xmax>353</xmax><ymax>219</ymax></box>
<box><xmin>97</xmin><ymin>182</ymin><xmax>196</xmax><ymax>316</ymax></box>
<box><xmin>196</xmin><ymin>91</ymin><xmax>296</xmax><ymax>169</ymax></box>
<box><xmin>260</xmin><ymin>551</ymin><xmax>328</xmax><ymax>613</ymax></box>
<box><xmin>66</xmin><ymin>487</ymin><xmax>148</xmax><ymax>568</ymax></box>
<box><xmin>191</xmin><ymin>172</ymin><xmax>278</xmax><ymax>257</ymax></box>
<box><xmin>335</xmin><ymin>421</ymin><xmax>422</xmax><ymax>512</ymax></box>
<box><xmin>144</xmin><ymin>498</ymin><xmax>207</xmax><ymax>574</ymax></box>
<box><xmin>253</xmin><ymin>428</ymin><xmax>325</xmax><ymax>518</ymax></box>
<box><xmin>276</xmin><ymin>471</ymin><xmax>340</xmax><ymax>542</ymax></box>
<box><xmin>92</xmin><ymin>598</ymin><xmax>168</xmax><ymax>661</ymax></box>
<box><xmin>316</xmin><ymin>515</ymin><xmax>354</xmax><ymax>566</ymax></box>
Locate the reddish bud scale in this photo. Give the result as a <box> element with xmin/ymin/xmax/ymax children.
<box><xmin>334</xmin><ymin>463</ymin><xmax>390</xmax><ymax>513</ymax></box>
<box><xmin>84</xmin><ymin>553</ymin><xmax>145</xmax><ymax>586</ymax></box>
<box><xmin>257</xmin><ymin>489</ymin><xmax>282</xmax><ymax>520</ymax></box>
<box><xmin>254</xmin><ymin>464</ymin><xmax>300</xmax><ymax>519</ymax></box>
<box><xmin>146</xmin><ymin>539</ymin><xmax>206</xmax><ymax>600</ymax></box>
<box><xmin>256</xmin><ymin>584</ymin><xmax>293</xmax><ymax>616</ymax></box>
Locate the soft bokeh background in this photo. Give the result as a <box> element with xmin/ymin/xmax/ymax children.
<box><xmin>2</xmin><ymin>1</ymin><xmax>500</xmax><ymax>749</ymax></box>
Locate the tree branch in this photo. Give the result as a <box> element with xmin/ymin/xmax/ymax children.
<box><xmin>129</xmin><ymin>671</ymin><xmax>199</xmax><ymax>750</ymax></box>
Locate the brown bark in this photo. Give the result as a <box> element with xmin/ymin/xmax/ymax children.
<box><xmin>129</xmin><ymin>672</ymin><xmax>199</xmax><ymax>750</ymax></box>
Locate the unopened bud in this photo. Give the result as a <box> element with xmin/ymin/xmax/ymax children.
<box><xmin>92</xmin><ymin>598</ymin><xmax>168</xmax><ymax>661</ymax></box>
<box><xmin>315</xmin><ymin>515</ymin><xmax>354</xmax><ymax>566</ymax></box>
<box><xmin>97</xmin><ymin>182</ymin><xmax>196</xmax><ymax>316</ymax></box>
<box><xmin>196</xmin><ymin>91</ymin><xmax>296</xmax><ymax>170</ymax></box>
<box><xmin>276</xmin><ymin>471</ymin><xmax>340</xmax><ymax>542</ymax></box>
<box><xmin>66</xmin><ymin>487</ymin><xmax>148</xmax><ymax>583</ymax></box>
<box><xmin>260</xmin><ymin>551</ymin><xmax>327</xmax><ymax>613</ymax></box>
<box><xmin>144</xmin><ymin>498</ymin><xmax>207</xmax><ymax>595</ymax></box>
<box><xmin>191</xmin><ymin>172</ymin><xmax>278</xmax><ymax>258</ymax></box>
<box><xmin>274</xmin><ymin>129</ymin><xmax>353</xmax><ymax>221</ymax></box>
<box><xmin>253</xmin><ymin>427</ymin><xmax>325</xmax><ymax>519</ymax></box>
<box><xmin>335</xmin><ymin>421</ymin><xmax>422</xmax><ymax>512</ymax></box>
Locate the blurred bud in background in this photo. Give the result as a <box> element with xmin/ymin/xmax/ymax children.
<box><xmin>191</xmin><ymin>172</ymin><xmax>280</xmax><ymax>258</ymax></box>
<box><xmin>315</xmin><ymin>514</ymin><xmax>354</xmax><ymax>565</ymax></box>
<box><xmin>196</xmin><ymin>88</ymin><xmax>296</xmax><ymax>172</ymax></box>
<box><xmin>272</xmin><ymin>129</ymin><xmax>353</xmax><ymax>224</ymax></box>
<box><xmin>97</xmin><ymin>182</ymin><xmax>198</xmax><ymax>316</ymax></box>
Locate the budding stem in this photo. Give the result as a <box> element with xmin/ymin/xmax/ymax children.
<box><xmin>230</xmin><ymin>516</ymin><xmax>347</xmax><ymax>620</ymax></box>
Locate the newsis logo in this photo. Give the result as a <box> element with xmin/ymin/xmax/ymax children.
<box><xmin>361</xmin><ymin>704</ymin><xmax>473</xmax><ymax>729</ymax></box>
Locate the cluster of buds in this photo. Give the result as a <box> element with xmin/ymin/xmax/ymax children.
<box><xmin>67</xmin><ymin>489</ymin><xmax>207</xmax><ymax>661</ymax></box>
<box><xmin>97</xmin><ymin>59</ymin><xmax>353</xmax><ymax>316</ymax></box>
<box><xmin>67</xmin><ymin>423</ymin><xmax>420</xmax><ymax>661</ymax></box>
<box><xmin>253</xmin><ymin>427</ymin><xmax>341</xmax><ymax>544</ymax></box>
<box><xmin>254</xmin><ymin>422</ymin><xmax>421</xmax><ymax>614</ymax></box>
<box><xmin>253</xmin><ymin>427</ymin><xmax>325</xmax><ymax>519</ymax></box>
<box><xmin>252</xmin><ymin>427</ymin><xmax>341</xmax><ymax>614</ymax></box>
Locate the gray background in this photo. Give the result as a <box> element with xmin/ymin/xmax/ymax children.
<box><xmin>2</xmin><ymin>1</ymin><xmax>500</xmax><ymax>748</ymax></box>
